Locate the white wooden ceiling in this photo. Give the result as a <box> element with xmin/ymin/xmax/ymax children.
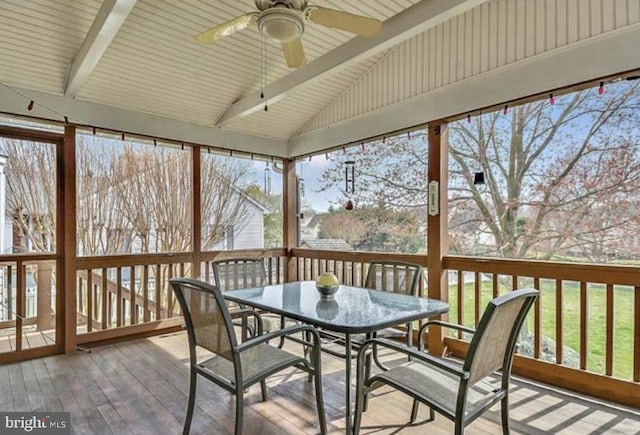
<box><xmin>0</xmin><ymin>1</ymin><xmax>638</xmax><ymax>156</ymax></box>
<box><xmin>0</xmin><ymin>0</ymin><xmax>419</xmax><ymax>138</ymax></box>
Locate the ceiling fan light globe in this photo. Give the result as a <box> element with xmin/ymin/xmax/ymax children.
<box><xmin>258</xmin><ymin>9</ymin><xmax>304</xmax><ymax>43</ymax></box>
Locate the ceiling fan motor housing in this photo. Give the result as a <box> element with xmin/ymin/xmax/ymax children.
<box><xmin>258</xmin><ymin>8</ymin><xmax>305</xmax><ymax>43</ymax></box>
<box><xmin>255</xmin><ymin>0</ymin><xmax>309</xmax><ymax>11</ymax></box>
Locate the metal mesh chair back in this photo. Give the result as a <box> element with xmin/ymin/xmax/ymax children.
<box><xmin>463</xmin><ymin>289</ymin><xmax>538</xmax><ymax>385</ymax></box>
<box><xmin>363</xmin><ymin>261</ymin><xmax>422</xmax><ymax>296</ymax></box>
<box><xmin>212</xmin><ymin>258</ymin><xmax>267</xmax><ymax>292</ymax></box>
<box><xmin>170</xmin><ymin>278</ymin><xmax>237</xmax><ymax>361</ymax></box>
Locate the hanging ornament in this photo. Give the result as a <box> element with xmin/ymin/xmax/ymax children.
<box><xmin>344</xmin><ymin>160</ymin><xmax>356</xmax><ymax>211</ymax></box>
<box><xmin>345</xmin><ymin>199</ymin><xmax>354</xmax><ymax>211</ymax></box>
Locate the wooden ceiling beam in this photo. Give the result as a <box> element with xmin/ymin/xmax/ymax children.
<box><xmin>215</xmin><ymin>0</ymin><xmax>487</xmax><ymax>126</ymax></box>
<box><xmin>64</xmin><ymin>0</ymin><xmax>138</xmax><ymax>97</ymax></box>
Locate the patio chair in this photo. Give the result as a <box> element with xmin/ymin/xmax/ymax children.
<box><xmin>353</xmin><ymin>288</ymin><xmax>538</xmax><ymax>435</ymax></box>
<box><xmin>312</xmin><ymin>261</ymin><xmax>422</xmax><ymax>364</ymax></box>
<box><xmin>170</xmin><ymin>277</ymin><xmax>327</xmax><ymax>435</ymax></box>
<box><xmin>363</xmin><ymin>260</ymin><xmax>422</xmax><ymax>369</ymax></box>
<box><xmin>316</xmin><ymin>261</ymin><xmax>422</xmax><ymax>364</ymax></box>
<box><xmin>211</xmin><ymin>258</ymin><xmax>285</xmax><ymax>342</ymax></box>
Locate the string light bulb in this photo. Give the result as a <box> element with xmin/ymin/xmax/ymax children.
<box><xmin>549</xmin><ymin>93</ymin><xmax>555</xmax><ymax>105</ymax></box>
<box><xmin>598</xmin><ymin>81</ymin><xmax>605</xmax><ymax>95</ymax></box>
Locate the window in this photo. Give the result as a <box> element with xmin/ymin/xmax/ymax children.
<box><xmin>296</xmin><ymin>129</ymin><xmax>428</xmax><ymax>254</ymax></box>
<box><xmin>448</xmin><ymin>78</ymin><xmax>640</xmax><ymax>263</ymax></box>
<box><xmin>76</xmin><ymin>130</ymin><xmax>192</xmax><ymax>255</ymax></box>
<box><xmin>0</xmin><ymin>138</ymin><xmax>57</xmax><ymax>254</ymax></box>
<box><xmin>201</xmin><ymin>151</ymin><xmax>283</xmax><ymax>251</ymax></box>
<box><xmin>224</xmin><ymin>225</ymin><xmax>234</xmax><ymax>250</ymax></box>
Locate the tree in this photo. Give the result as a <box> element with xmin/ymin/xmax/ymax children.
<box><xmin>317</xmin><ymin>204</ymin><xmax>424</xmax><ymax>253</ymax></box>
<box><xmin>449</xmin><ymin>80</ymin><xmax>640</xmax><ymax>260</ymax></box>
<box><xmin>2</xmin><ymin>140</ymin><xmax>57</xmax><ymax>253</ymax></box>
<box><xmin>1</xmin><ymin>135</ymin><xmax>256</xmax><ymax>256</ymax></box>
<box><xmin>316</xmin><ymin>80</ymin><xmax>640</xmax><ymax>262</ymax></box>
<box><xmin>316</xmin><ymin>131</ymin><xmax>428</xmax><ymax>253</ymax></box>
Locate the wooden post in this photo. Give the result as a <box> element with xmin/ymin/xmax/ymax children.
<box><xmin>283</xmin><ymin>159</ymin><xmax>298</xmax><ymax>282</ymax></box>
<box><xmin>192</xmin><ymin>145</ymin><xmax>201</xmax><ymax>278</ymax></box>
<box><xmin>427</xmin><ymin>122</ymin><xmax>449</xmax><ymax>355</ymax></box>
<box><xmin>63</xmin><ymin>124</ymin><xmax>77</xmax><ymax>353</ymax></box>
<box><xmin>36</xmin><ymin>261</ymin><xmax>53</xmax><ymax>331</ymax></box>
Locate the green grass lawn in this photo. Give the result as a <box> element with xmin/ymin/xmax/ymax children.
<box><xmin>446</xmin><ymin>277</ymin><xmax>636</xmax><ymax>380</ymax></box>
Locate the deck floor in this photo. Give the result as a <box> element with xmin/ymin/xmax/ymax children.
<box><xmin>1</xmin><ymin>331</ymin><xmax>639</xmax><ymax>434</ymax></box>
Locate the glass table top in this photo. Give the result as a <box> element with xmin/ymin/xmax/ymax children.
<box><xmin>224</xmin><ymin>281</ymin><xmax>449</xmax><ymax>334</ymax></box>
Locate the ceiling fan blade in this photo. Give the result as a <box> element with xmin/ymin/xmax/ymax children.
<box><xmin>195</xmin><ymin>13</ymin><xmax>258</xmax><ymax>44</ymax></box>
<box><xmin>306</xmin><ymin>7</ymin><xmax>383</xmax><ymax>37</ymax></box>
<box><xmin>282</xmin><ymin>38</ymin><xmax>306</xmax><ymax>68</ymax></box>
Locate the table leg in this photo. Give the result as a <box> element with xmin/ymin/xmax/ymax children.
<box><xmin>345</xmin><ymin>333</ymin><xmax>352</xmax><ymax>434</ymax></box>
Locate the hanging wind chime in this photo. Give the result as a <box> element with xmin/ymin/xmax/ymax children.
<box><xmin>344</xmin><ymin>160</ymin><xmax>355</xmax><ymax>211</ymax></box>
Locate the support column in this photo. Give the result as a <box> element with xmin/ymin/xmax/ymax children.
<box><xmin>191</xmin><ymin>145</ymin><xmax>201</xmax><ymax>278</ymax></box>
<box><xmin>63</xmin><ymin>124</ymin><xmax>77</xmax><ymax>353</ymax></box>
<box><xmin>282</xmin><ymin>159</ymin><xmax>298</xmax><ymax>282</ymax></box>
<box><xmin>427</xmin><ymin>123</ymin><xmax>449</xmax><ymax>355</ymax></box>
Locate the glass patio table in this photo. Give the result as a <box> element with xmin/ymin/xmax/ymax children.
<box><xmin>224</xmin><ymin>280</ymin><xmax>449</xmax><ymax>434</ymax></box>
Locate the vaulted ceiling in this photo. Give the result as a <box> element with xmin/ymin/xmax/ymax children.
<box><xmin>1</xmin><ymin>0</ymin><xmax>639</xmax><ymax>157</ymax></box>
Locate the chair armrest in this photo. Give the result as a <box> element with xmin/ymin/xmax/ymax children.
<box><xmin>231</xmin><ymin>309</ymin><xmax>264</xmax><ymax>336</ymax></box>
<box><xmin>418</xmin><ymin>320</ymin><xmax>476</xmax><ymax>351</ymax></box>
<box><xmin>357</xmin><ymin>338</ymin><xmax>468</xmax><ymax>379</ymax></box>
<box><xmin>237</xmin><ymin>324</ymin><xmax>319</xmax><ymax>352</ymax></box>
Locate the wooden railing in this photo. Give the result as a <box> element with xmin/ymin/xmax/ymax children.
<box><xmin>289</xmin><ymin>249</ymin><xmax>640</xmax><ymax>408</ymax></box>
<box><xmin>443</xmin><ymin>255</ymin><xmax>640</xmax><ymax>408</ymax></box>
<box><xmin>290</xmin><ymin>248</ymin><xmax>427</xmax><ymax>294</ymax></box>
<box><xmin>71</xmin><ymin>247</ymin><xmax>640</xmax><ymax>407</ymax></box>
<box><xmin>75</xmin><ymin>249</ymin><xmax>287</xmax><ymax>345</ymax></box>
<box><xmin>0</xmin><ymin>255</ymin><xmax>59</xmax><ymax>363</ymax></box>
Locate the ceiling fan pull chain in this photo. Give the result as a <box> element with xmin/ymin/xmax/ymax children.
<box><xmin>263</xmin><ymin>31</ymin><xmax>269</xmax><ymax>111</ymax></box>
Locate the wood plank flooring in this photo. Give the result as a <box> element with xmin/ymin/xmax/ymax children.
<box><xmin>1</xmin><ymin>331</ymin><xmax>639</xmax><ymax>434</ymax></box>
<box><xmin>0</xmin><ymin>328</ymin><xmax>56</xmax><ymax>352</ymax></box>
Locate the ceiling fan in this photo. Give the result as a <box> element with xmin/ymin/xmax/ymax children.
<box><xmin>195</xmin><ymin>0</ymin><xmax>384</xmax><ymax>68</ymax></box>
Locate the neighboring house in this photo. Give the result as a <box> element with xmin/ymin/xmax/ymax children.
<box><xmin>299</xmin><ymin>211</ymin><xmax>322</xmax><ymax>241</ymax></box>
<box><xmin>301</xmin><ymin>238</ymin><xmax>353</xmax><ymax>251</ymax></box>
<box><xmin>209</xmin><ymin>191</ymin><xmax>268</xmax><ymax>251</ymax></box>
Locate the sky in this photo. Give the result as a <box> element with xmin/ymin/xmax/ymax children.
<box><xmin>247</xmin><ymin>155</ymin><xmax>341</xmax><ymax>213</ymax></box>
